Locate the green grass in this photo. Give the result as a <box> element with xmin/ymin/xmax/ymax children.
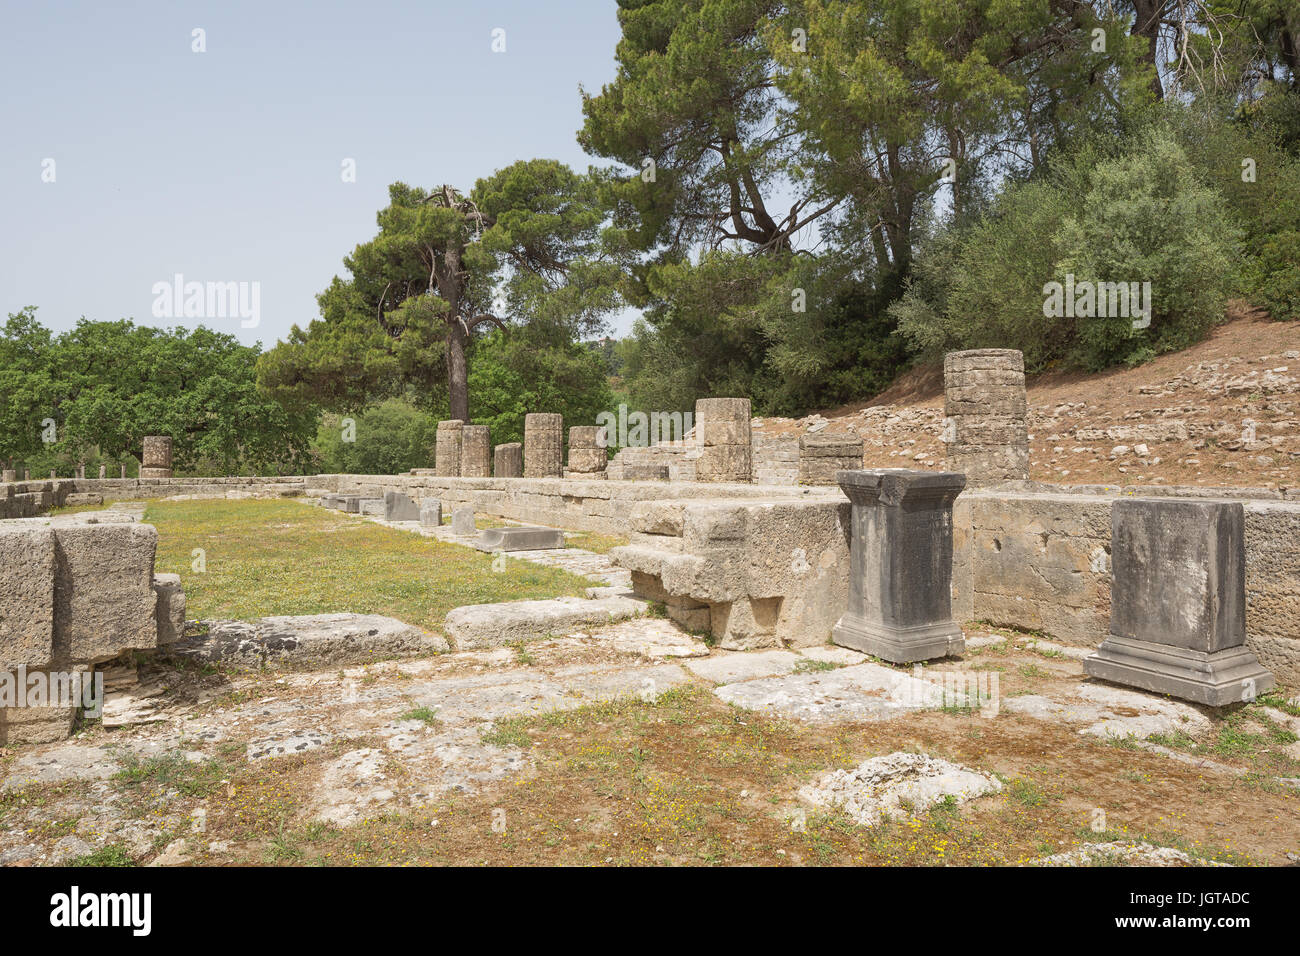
<box><xmin>69</xmin><ymin>843</ymin><xmax>136</xmax><ymax>867</ymax></box>
<box><xmin>146</xmin><ymin>498</ymin><xmax>597</xmax><ymax>631</ymax></box>
<box><xmin>564</xmin><ymin>531</ymin><xmax>629</xmax><ymax>555</ymax></box>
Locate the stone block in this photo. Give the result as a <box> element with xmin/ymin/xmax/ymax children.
<box><xmin>1084</xmin><ymin>499</ymin><xmax>1274</xmax><ymax>706</ymax></box>
<box><xmin>419</xmin><ymin>498</ymin><xmax>443</xmax><ymax>529</ymax></box>
<box><xmin>473</xmin><ymin>526</ymin><xmax>566</xmax><ymax>552</ymax></box>
<box><xmin>494</xmin><ymin>442</ymin><xmax>523</xmax><ymax>478</ymax></box>
<box><xmin>383</xmin><ymin>490</ymin><xmax>421</xmax><ymax>522</ymax></box>
<box><xmin>358</xmin><ymin>498</ymin><xmax>384</xmax><ymax>515</ymax></box>
<box><xmin>622</xmin><ymin>465</ymin><xmax>670</xmax><ymax>481</ymax></box>
<box><xmin>52</xmin><ymin>523</ymin><xmax>159</xmax><ymax>664</ymax></box>
<box><xmin>154</xmin><ymin>573</ymin><xmax>186</xmax><ymax>644</ymax></box>
<box><xmin>451</xmin><ymin>507</ymin><xmax>476</xmax><ymax>535</ymax></box>
<box><xmin>832</xmin><ymin>469</ymin><xmax>966</xmax><ymax>663</ymax></box>
<box><xmin>0</xmin><ymin>525</ymin><xmax>56</xmax><ymax>669</ymax></box>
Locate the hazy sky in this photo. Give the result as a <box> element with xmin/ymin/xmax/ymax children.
<box><xmin>0</xmin><ymin>0</ymin><xmax>632</xmax><ymax>348</ymax></box>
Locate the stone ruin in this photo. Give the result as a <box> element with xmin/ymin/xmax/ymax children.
<box><xmin>942</xmin><ymin>349</ymin><xmax>1030</xmax><ymax>483</ymax></box>
<box><xmin>139</xmin><ymin>435</ymin><xmax>174</xmax><ymax>480</ymax></box>
<box><xmin>0</xmin><ymin>364</ymin><xmax>1294</xmax><ymax>751</ymax></box>
<box><xmin>523</xmin><ymin>413</ymin><xmax>564</xmax><ymax>478</ymax></box>
<box><xmin>0</xmin><ymin>512</ymin><xmax>184</xmax><ymax>744</ymax></box>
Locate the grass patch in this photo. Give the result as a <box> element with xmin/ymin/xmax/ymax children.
<box><xmin>69</xmin><ymin>843</ymin><xmax>136</xmax><ymax>867</ymax></box>
<box><xmin>146</xmin><ymin>498</ymin><xmax>596</xmax><ymax>630</ymax></box>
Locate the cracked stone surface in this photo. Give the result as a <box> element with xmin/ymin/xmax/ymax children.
<box><xmin>714</xmin><ymin>661</ymin><xmax>959</xmax><ymax>721</ymax></box>
<box><xmin>798</xmin><ymin>752</ymin><xmax>1002</xmax><ymax>827</ymax></box>
<box><xmin>1002</xmin><ymin>683</ymin><xmax>1212</xmax><ymax>740</ymax></box>
<box><xmin>685</xmin><ymin>650</ymin><xmax>802</xmax><ymax>683</ymax></box>
<box><xmin>0</xmin><ymin>618</ymin><xmax>699</xmax><ymax>856</ymax></box>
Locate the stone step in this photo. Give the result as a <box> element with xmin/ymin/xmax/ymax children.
<box><xmin>443</xmin><ymin>595</ymin><xmax>649</xmax><ymax>650</ymax></box>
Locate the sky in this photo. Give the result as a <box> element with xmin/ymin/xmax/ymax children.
<box><xmin>0</xmin><ymin>0</ymin><xmax>634</xmax><ymax>349</ymax></box>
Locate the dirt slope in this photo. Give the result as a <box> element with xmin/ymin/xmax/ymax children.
<box><xmin>755</xmin><ymin>305</ymin><xmax>1300</xmax><ymax>488</ymax></box>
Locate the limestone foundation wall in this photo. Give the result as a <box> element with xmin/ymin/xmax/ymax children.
<box><xmin>943</xmin><ymin>350</ymin><xmax>1029</xmax><ymax>483</ymax></box>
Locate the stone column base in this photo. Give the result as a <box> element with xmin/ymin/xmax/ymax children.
<box><xmin>1084</xmin><ymin>635</ymin><xmax>1275</xmax><ymax>706</ymax></box>
<box><xmin>833</xmin><ymin>615</ymin><xmax>964</xmax><ymax>663</ymax></box>
<box><xmin>139</xmin><ymin>467</ymin><xmax>173</xmax><ymax>479</ymax></box>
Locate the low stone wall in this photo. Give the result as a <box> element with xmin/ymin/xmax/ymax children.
<box><xmin>0</xmin><ymin>476</ymin><xmax>315</xmax><ymax>518</ymax></box>
<box><xmin>952</xmin><ymin>485</ymin><xmax>1300</xmax><ymax>689</ymax></box>
<box><xmin>324</xmin><ymin>474</ymin><xmax>832</xmax><ymax>535</ymax></box>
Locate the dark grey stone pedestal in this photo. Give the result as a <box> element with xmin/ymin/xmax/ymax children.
<box><xmin>831</xmin><ymin>469</ymin><xmax>967</xmax><ymax>663</ymax></box>
<box><xmin>1084</xmin><ymin>499</ymin><xmax>1275</xmax><ymax>706</ymax></box>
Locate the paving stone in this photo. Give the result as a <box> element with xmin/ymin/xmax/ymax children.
<box><xmin>714</xmin><ymin>661</ymin><xmax>954</xmax><ymax>721</ymax></box>
<box><xmin>799</xmin><ymin>646</ymin><xmax>867</xmax><ymax>665</ymax></box>
<box><xmin>685</xmin><ymin>650</ymin><xmax>802</xmax><ymax>683</ymax></box>
<box><xmin>1002</xmin><ymin>683</ymin><xmax>1212</xmax><ymax>740</ymax></box>
<box><xmin>443</xmin><ymin>595</ymin><xmax>647</xmax><ymax>650</ymax></box>
<box><xmin>165</xmin><ymin>613</ymin><xmax>448</xmax><ymax>668</ymax></box>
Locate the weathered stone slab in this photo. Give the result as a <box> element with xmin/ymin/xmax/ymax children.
<box><xmin>443</xmin><ymin>595</ymin><xmax>647</xmax><ymax>649</ymax></box>
<box><xmin>494</xmin><ymin>442</ymin><xmax>523</xmax><ymax>478</ymax></box>
<box><xmin>473</xmin><ymin>526</ymin><xmax>566</xmax><ymax>552</ymax></box>
<box><xmin>1085</xmin><ymin>498</ymin><xmax>1275</xmax><ymax>706</ymax></box>
<box><xmin>419</xmin><ymin>498</ymin><xmax>443</xmax><ymax>529</ymax></box>
<box><xmin>684</xmin><ymin>650</ymin><xmax>801</xmax><ymax>683</ymax></box>
<box><xmin>164</xmin><ymin>613</ymin><xmax>448</xmax><ymax>668</ymax></box>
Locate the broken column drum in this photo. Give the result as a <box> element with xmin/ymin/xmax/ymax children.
<box><xmin>435</xmin><ymin>420</ymin><xmax>464</xmax><ymax>477</ymax></box>
<box><xmin>139</xmin><ymin>436</ymin><xmax>174</xmax><ymax>479</ymax></box>
<box><xmin>524</xmin><ymin>413</ymin><xmax>563</xmax><ymax>478</ymax></box>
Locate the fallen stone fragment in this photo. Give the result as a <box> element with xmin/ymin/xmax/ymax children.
<box><xmin>798</xmin><ymin>752</ymin><xmax>1002</xmax><ymax>826</ymax></box>
<box><xmin>474</xmin><ymin>525</ymin><xmax>566</xmax><ymax>552</ymax></box>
